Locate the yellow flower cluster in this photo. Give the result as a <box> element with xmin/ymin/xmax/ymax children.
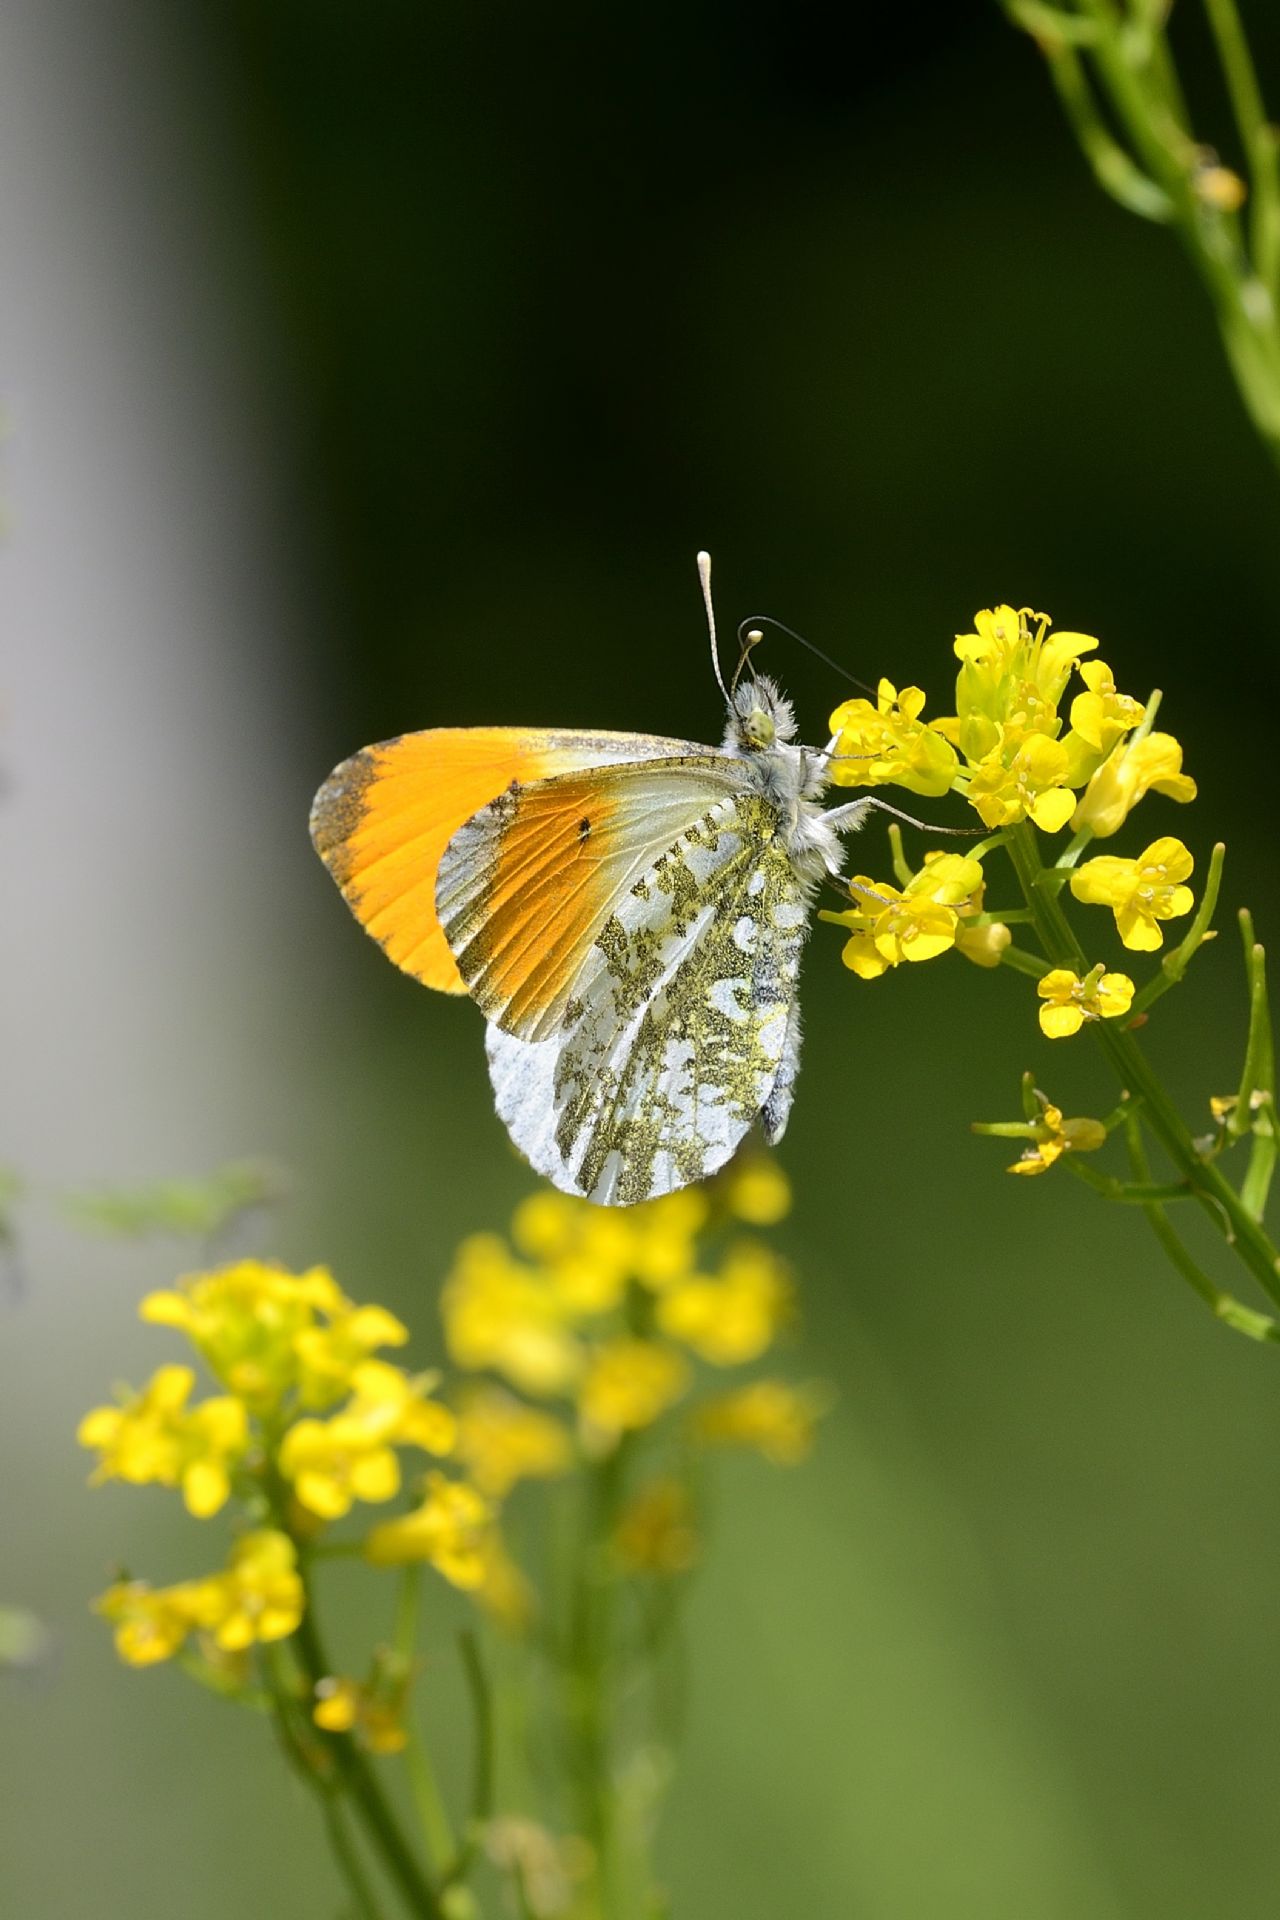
<box><xmin>78</xmin><ymin>1364</ymin><xmax>247</xmax><ymax>1517</ymax></box>
<box><xmin>81</xmin><ymin>1261</ymin><xmax>492</xmax><ymax>1667</ymax></box>
<box><xmin>440</xmin><ymin>1164</ymin><xmax>801</xmax><ymax>1454</ymax></box>
<box><xmin>84</xmin><ymin>1158</ymin><xmax>822</xmax><ymax>1681</ymax></box>
<box><xmin>95</xmin><ymin>1530</ymin><xmax>302</xmax><ymax>1665</ymax></box>
<box><xmin>821</xmin><ymin>851</ymin><xmax>1009</xmax><ymax>979</ymax></box>
<box><xmin>825</xmin><ymin>603</ymin><xmax>1202</xmax><ymax>1041</ymax></box>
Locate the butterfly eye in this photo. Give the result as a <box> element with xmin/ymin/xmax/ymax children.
<box><xmin>745</xmin><ymin>708</ymin><xmax>776</xmax><ymax>748</ymax></box>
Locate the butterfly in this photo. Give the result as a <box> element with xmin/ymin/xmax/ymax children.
<box><xmin>310</xmin><ymin>557</ymin><xmax>921</xmax><ymax>1206</ymax></box>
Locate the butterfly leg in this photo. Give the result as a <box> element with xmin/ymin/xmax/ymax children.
<box><xmin>825</xmin><ymin>795</ymin><xmax>981</xmax><ymax>838</ymax></box>
<box><xmin>760</xmin><ymin>998</ymin><xmax>803</xmax><ymax>1145</ymax></box>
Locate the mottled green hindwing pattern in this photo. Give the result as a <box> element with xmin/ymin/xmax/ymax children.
<box><xmin>486</xmin><ymin>792</ymin><xmax>809</xmax><ymax>1204</ymax></box>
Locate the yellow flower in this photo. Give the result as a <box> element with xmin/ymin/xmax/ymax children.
<box><xmin>954</xmin><ymin>920</ymin><xmax>1011</xmax><ymax>968</ymax></box>
<box><xmin>656</xmin><ymin>1241</ymin><xmax>790</xmax><ymax>1366</ymax></box>
<box><xmin>294</xmin><ymin>1302</ymin><xmax>409</xmax><ymax>1410</ymax></box>
<box><xmin>1070</xmin><ymin>731</ymin><xmax>1197</xmax><ymax>837</ymax></box>
<box><xmin>824</xmin><ymin>877</ymin><xmax>959</xmax><ymax>980</ymax></box>
<box><xmin>94</xmin><ymin>1530</ymin><xmax>303</xmax><ymax>1665</ymax></box>
<box><xmin>613</xmin><ymin>1477</ymin><xmax>699</xmax><ymax>1575</ymax></box>
<box><xmin>139</xmin><ymin>1260</ymin><xmax>344</xmax><ymax>1411</ymax></box>
<box><xmin>511</xmin><ymin>1191</ymin><xmax>635</xmax><ymax>1313</ymax></box>
<box><xmin>965</xmin><ymin>734</ymin><xmax>1077</xmax><ymax>832</ymax></box>
<box><xmin>826</xmin><ymin>680</ymin><xmax>959</xmax><ymax>798</ymax></box>
<box><xmin>205</xmin><ymin>1530</ymin><xmax>304</xmax><ymax>1651</ymax></box>
<box><xmin>1065</xmin><ymin>660</ymin><xmax>1144</xmax><ymax>760</ymax></box>
<box><xmin>693</xmin><ymin>1379</ymin><xmax>828</xmax><ymax>1464</ymax></box>
<box><xmin>364</xmin><ymin>1472</ymin><xmax>493</xmax><ymax>1588</ymax></box>
<box><xmin>624</xmin><ymin>1190</ymin><xmax>710</xmax><ymax>1289</ymax></box>
<box><xmin>946</xmin><ymin>604</ymin><xmax>1097</xmax><ymax>762</ymax></box>
<box><xmin>279</xmin><ymin>1361</ymin><xmax>455</xmax><ymax>1520</ymax></box>
<box><xmin>1008</xmin><ymin>1101</ymin><xmax>1108</xmax><ymax>1175</ymax></box>
<box><xmin>577</xmin><ymin>1339</ymin><xmax>690</xmax><ymax>1447</ymax></box>
<box><xmin>719</xmin><ymin>1153</ymin><xmax>792</xmax><ymax>1226</ymax></box>
<box><xmin>312</xmin><ymin>1674</ymin><xmax>360</xmax><ymax>1733</ymax></box>
<box><xmin>441</xmin><ymin>1233</ymin><xmax>583</xmax><ymax>1395</ymax></box>
<box><xmin>313</xmin><ymin>1675</ymin><xmax>409</xmax><ymax>1754</ymax></box>
<box><xmin>1070</xmin><ymin>836</ymin><xmax>1195</xmax><ymax>951</ymax></box>
<box><xmin>1036</xmin><ymin>966</ymin><xmax>1135</xmax><ymax>1038</ymax></box>
<box><xmin>77</xmin><ymin>1365</ymin><xmax>248</xmax><ymax>1518</ymax></box>
<box><xmin>453</xmin><ymin>1384</ymin><xmax>573</xmax><ymax>1498</ymax></box>
<box><xmin>94</xmin><ymin>1576</ymin><xmax>213</xmax><ymax>1666</ymax></box>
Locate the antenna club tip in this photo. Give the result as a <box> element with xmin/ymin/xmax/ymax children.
<box><xmin>696</xmin><ymin>549</ymin><xmax>711</xmax><ymax>569</ymax></box>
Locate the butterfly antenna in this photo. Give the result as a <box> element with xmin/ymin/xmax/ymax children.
<box><xmin>730</xmin><ymin>626</ymin><xmax>764</xmax><ymax>696</ymax></box>
<box><xmin>737</xmin><ymin>613</ymin><xmax>879</xmax><ymax>700</ymax></box>
<box><xmin>697</xmin><ymin>551</ymin><xmax>732</xmax><ymax>705</ymax></box>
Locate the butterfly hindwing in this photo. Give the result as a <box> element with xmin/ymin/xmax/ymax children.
<box><xmin>309</xmin><ymin>726</ymin><xmax>710</xmax><ymax>994</ymax></box>
<box><xmin>483</xmin><ymin>791</ymin><xmax>810</xmax><ymax>1204</ymax></box>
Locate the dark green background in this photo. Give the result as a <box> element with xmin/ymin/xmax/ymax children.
<box><xmin>8</xmin><ymin>3</ymin><xmax>1280</xmax><ymax>1915</ymax></box>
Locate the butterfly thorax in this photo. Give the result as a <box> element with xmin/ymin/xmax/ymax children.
<box><xmin>722</xmin><ymin>675</ymin><xmax>839</xmax><ymax>887</ymax></box>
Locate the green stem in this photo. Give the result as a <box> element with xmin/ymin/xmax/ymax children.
<box><xmin>1124</xmin><ymin>1115</ymin><xmax>1280</xmax><ymax>1344</ymax></box>
<box><xmin>260</xmin><ymin>1643</ymin><xmax>390</xmax><ymax>1920</ymax></box>
<box><xmin>293</xmin><ymin>1568</ymin><xmax>444</xmax><ymax>1919</ymax></box>
<box><xmin>392</xmin><ymin>1570</ymin><xmax>458</xmax><ymax>1875</ymax></box>
<box><xmin>1007</xmin><ymin>823</ymin><xmax>1280</xmax><ymax>1308</ymax></box>
<box><xmin>1203</xmin><ymin>0</ymin><xmax>1280</xmax><ymax>287</ymax></box>
<box><xmin>322</xmin><ymin>1796</ymin><xmax>391</xmax><ymax>1920</ymax></box>
<box><xmin>441</xmin><ymin>1630</ymin><xmax>495</xmax><ymax>1891</ymax></box>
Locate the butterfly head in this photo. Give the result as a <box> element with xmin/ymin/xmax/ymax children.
<box><xmin>726</xmin><ymin>674</ymin><xmax>797</xmax><ymax>753</ymax></box>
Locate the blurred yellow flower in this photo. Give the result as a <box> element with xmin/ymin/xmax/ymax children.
<box><xmin>140</xmin><ymin>1261</ymin><xmax>343</xmax><ymax>1411</ymax></box>
<box><xmin>1070</xmin><ymin>836</ymin><xmax>1195</xmax><ymax>950</ymax></box>
<box><xmin>94</xmin><ymin>1529</ymin><xmax>303</xmax><ymax>1666</ymax></box>
<box><xmin>826</xmin><ymin>680</ymin><xmax>959</xmax><ymax>798</ymax></box>
<box><xmin>613</xmin><ymin>1477</ymin><xmax>699</xmax><ymax>1575</ymax></box>
<box><xmin>577</xmin><ymin>1339</ymin><xmax>690</xmax><ymax>1447</ymax></box>
<box><xmin>313</xmin><ymin>1675</ymin><xmax>408</xmax><ymax>1754</ymax></box>
<box><xmin>624</xmin><ymin>1189</ymin><xmax>710</xmax><ymax>1290</ymax></box>
<box><xmin>720</xmin><ymin>1154</ymin><xmax>792</xmax><ymax>1226</ymax></box>
<box><xmin>94</xmin><ymin>1576</ymin><xmax>212</xmax><ymax>1667</ymax></box>
<box><xmin>693</xmin><ymin>1379</ymin><xmax>828</xmax><ymax>1464</ymax></box>
<box><xmin>364</xmin><ymin>1472</ymin><xmax>493</xmax><ymax>1588</ymax></box>
<box><xmin>442</xmin><ymin>1233</ymin><xmax>583</xmax><ymax>1396</ymax></box>
<box><xmin>453</xmin><ymin>1384</ymin><xmax>573</xmax><ymax>1498</ymax></box>
<box><xmin>294</xmin><ymin>1302</ymin><xmax>410</xmax><ymax>1410</ymax></box>
<box><xmin>1036</xmin><ymin>966</ymin><xmax>1135</xmax><ymax>1038</ymax></box>
<box><xmin>511</xmin><ymin>1191</ymin><xmax>634</xmax><ymax>1313</ymax></box>
<box><xmin>656</xmin><ymin>1241</ymin><xmax>790</xmax><ymax>1366</ymax></box>
<box><xmin>1070</xmin><ymin>731</ymin><xmax>1197</xmax><ymax>837</ymax></box>
<box><xmin>208</xmin><ymin>1531</ymin><xmax>305</xmax><ymax>1651</ymax></box>
<box><xmin>78</xmin><ymin>1364</ymin><xmax>247</xmax><ymax>1517</ymax></box>
<box><xmin>279</xmin><ymin>1361</ymin><xmax>455</xmax><ymax>1520</ymax></box>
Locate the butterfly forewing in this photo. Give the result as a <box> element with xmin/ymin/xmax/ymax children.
<box><xmin>309</xmin><ymin>726</ymin><xmax>711</xmax><ymax>995</ymax></box>
<box><xmin>482</xmin><ymin>791</ymin><xmax>807</xmax><ymax>1204</ymax></box>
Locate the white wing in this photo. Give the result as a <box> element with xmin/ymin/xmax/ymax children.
<box><xmin>484</xmin><ymin>791</ymin><xmax>811</xmax><ymax>1204</ymax></box>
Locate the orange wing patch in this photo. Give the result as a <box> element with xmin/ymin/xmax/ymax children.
<box><xmin>310</xmin><ymin>727</ymin><xmax>711</xmax><ymax>994</ymax></box>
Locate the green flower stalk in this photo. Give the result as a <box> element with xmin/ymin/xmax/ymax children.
<box><xmin>1001</xmin><ymin>0</ymin><xmax>1280</xmax><ymax>476</ymax></box>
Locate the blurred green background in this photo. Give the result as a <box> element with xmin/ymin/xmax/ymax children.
<box><xmin>6</xmin><ymin>2</ymin><xmax>1280</xmax><ymax>1915</ymax></box>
